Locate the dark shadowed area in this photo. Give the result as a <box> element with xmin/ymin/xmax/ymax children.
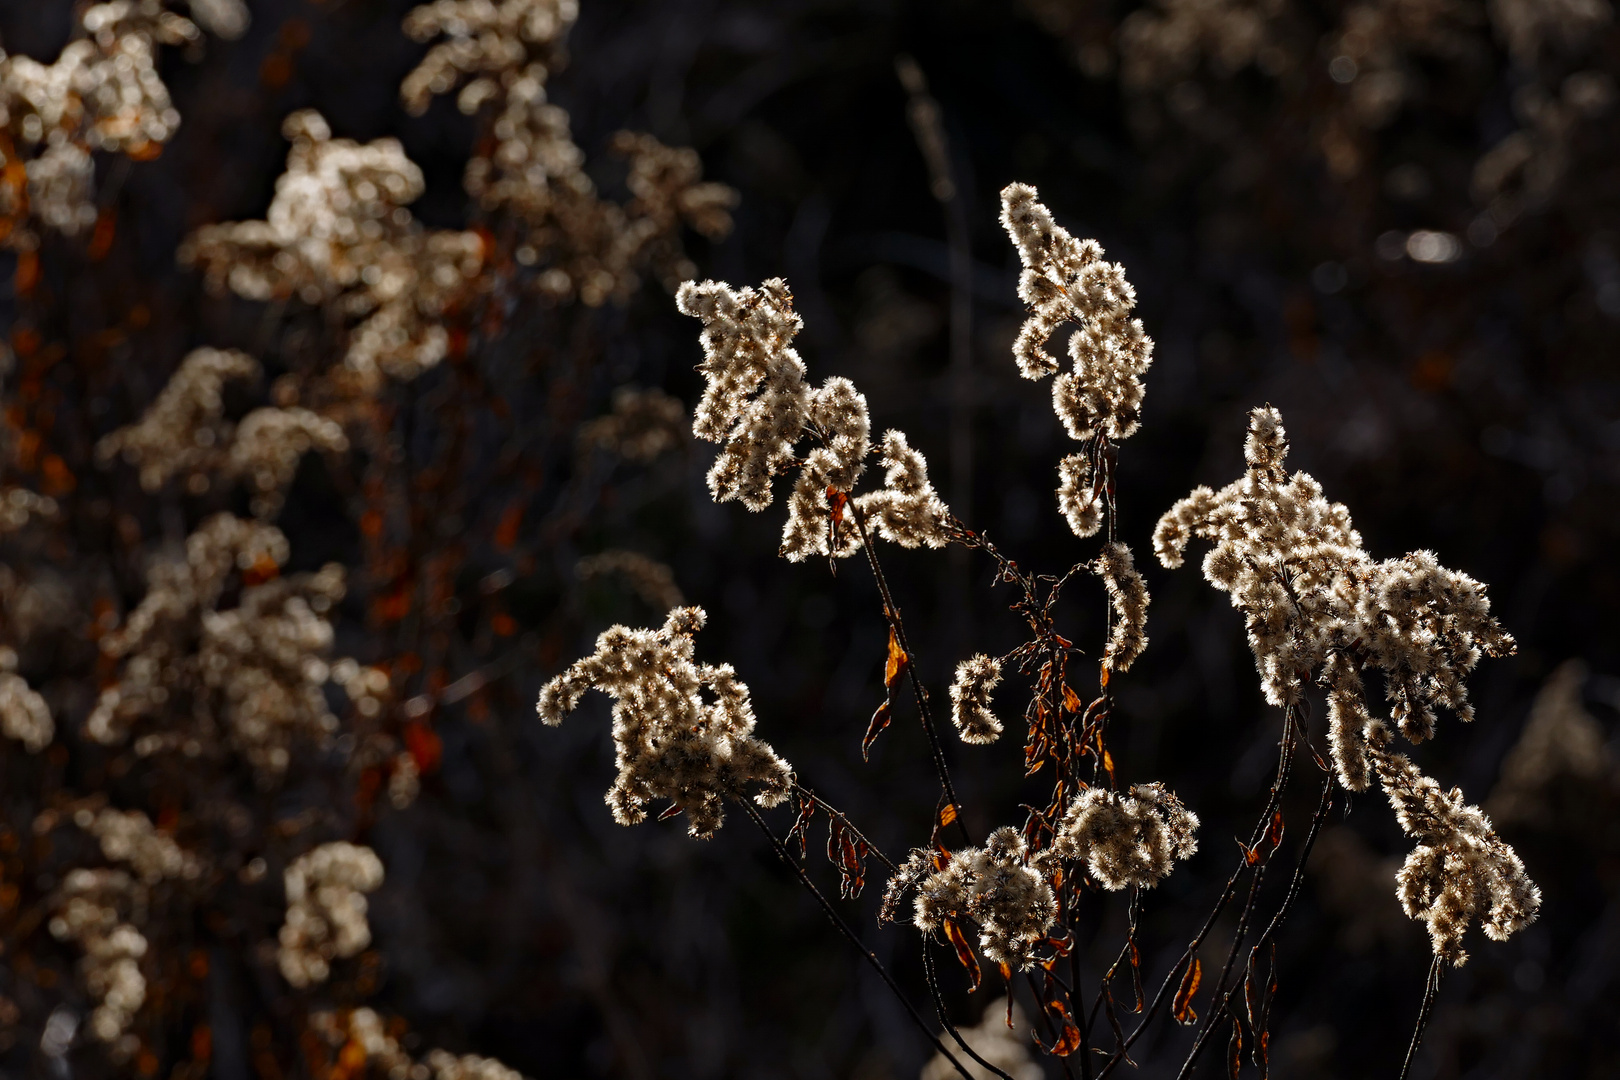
<box><xmin>0</xmin><ymin>1</ymin><xmax>1615</xmax><ymax>1079</ymax></box>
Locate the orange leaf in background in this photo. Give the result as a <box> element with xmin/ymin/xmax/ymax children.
<box><xmin>88</xmin><ymin>211</ymin><xmax>117</xmax><ymax>260</ymax></box>
<box><xmin>494</xmin><ymin>502</ymin><xmax>523</xmax><ymax>550</ymax></box>
<box><xmin>491</xmin><ymin>613</ymin><xmax>517</xmax><ymax>636</ymax></box>
<box><xmin>1173</xmin><ymin>956</ymin><xmax>1203</xmax><ymax>1025</ymax></box>
<box><xmin>41</xmin><ymin>453</ymin><xmax>75</xmax><ymax>496</ymax></box>
<box><xmin>405</xmin><ymin>722</ymin><xmax>442</xmax><ymax>772</ymax></box>
<box><xmin>126</xmin><ymin>140</ymin><xmax>163</xmax><ymax>162</ymax></box>
<box><xmin>191</xmin><ymin>1023</ymin><xmax>213</xmax><ymax>1063</ymax></box>
<box><xmin>188</xmin><ymin>950</ymin><xmax>209</xmax><ymax>979</ymax></box>
<box><xmin>136</xmin><ymin>1049</ymin><xmax>159</xmax><ymax>1077</ymax></box>
<box><xmin>15</xmin><ymin>251</ymin><xmax>39</xmax><ymax>296</ymax></box>
<box><xmin>359</xmin><ymin>510</ymin><xmax>384</xmax><ymax>538</ymax></box>
<box><xmin>861</xmin><ymin>701</ymin><xmax>892</xmax><ymax>762</ymax></box>
<box><xmin>943</xmin><ymin>918</ymin><xmax>982</xmax><ymax>992</ymax></box>
<box><xmin>241</xmin><ymin>554</ymin><xmax>280</xmax><ymax>587</ymax></box>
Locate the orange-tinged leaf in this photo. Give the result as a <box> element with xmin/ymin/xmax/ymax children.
<box><xmin>826</xmin><ymin>485</ymin><xmax>847</xmax><ymax>528</ymax></box>
<box><xmin>494</xmin><ymin>502</ymin><xmax>524</xmax><ymax>550</ymax></box>
<box><xmin>1267</xmin><ymin>810</ymin><xmax>1285</xmax><ymax>849</ymax></box>
<box><xmin>1062</xmin><ymin>684</ymin><xmax>1082</xmax><ymax>713</ymax></box>
<box><xmin>657</xmin><ymin>803</ymin><xmax>684</xmax><ymax>821</ymax></box>
<box><xmin>1238</xmin><ymin>839</ymin><xmax>1259</xmax><ymax>865</ymax></box>
<box><xmin>1227</xmin><ymin>1019</ymin><xmax>1243</xmax><ymax>1079</ymax></box>
<box><xmin>938</xmin><ymin>802</ymin><xmax>958</xmax><ymax>828</ymax></box>
<box><xmin>1103</xmin><ymin>749</ymin><xmax>1116</xmax><ymax>784</ymax></box>
<box><xmin>861</xmin><ymin>701</ymin><xmax>892</xmax><ymax>761</ymax></box>
<box><xmin>884</xmin><ymin>626</ymin><xmax>908</xmax><ymax>689</ymax></box>
<box><xmin>943</xmin><ymin>918</ymin><xmax>982</xmax><ymax>992</ymax></box>
<box><xmin>1173</xmin><ymin>957</ymin><xmax>1202</xmax><ymax>1025</ymax></box>
<box><xmin>1099</xmin><ymin>662</ymin><xmax>1110</xmax><ymax>689</ymax></box>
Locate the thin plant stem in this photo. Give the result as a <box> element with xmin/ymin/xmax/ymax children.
<box><xmin>1398</xmin><ymin>956</ymin><xmax>1445</xmax><ymax>1080</ymax></box>
<box><xmin>1094</xmin><ymin>713</ymin><xmax>1299</xmax><ymax>1079</ymax></box>
<box><xmin>742</xmin><ymin>800</ymin><xmax>978</xmax><ymax>1080</ymax></box>
<box><xmin>848</xmin><ymin>499</ymin><xmax>972</xmax><ymax>845</ymax></box>
<box><xmin>921</xmin><ymin>939</ymin><xmax>1019</xmax><ymax>1080</ymax></box>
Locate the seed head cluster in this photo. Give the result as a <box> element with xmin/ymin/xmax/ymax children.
<box><xmin>1369</xmin><ymin>724</ymin><xmax>1540</xmax><ymax>965</ymax></box>
<box><xmin>1154</xmin><ymin>406</ymin><xmax>1515</xmax><ymax>791</ymax></box>
<box><xmin>402</xmin><ymin>0</ymin><xmax>733</xmax><ymax>304</ymax></box>
<box><xmin>181</xmin><ymin>111</ymin><xmax>485</xmax><ymax>384</ymax></box>
<box><xmin>0</xmin><ymin>0</ymin><xmax>245</xmax><ymax>248</ymax></box>
<box><xmin>677</xmin><ymin>277</ymin><xmax>954</xmax><ymax>562</ymax></box>
<box><xmin>887</xmin><ymin>827</ymin><xmax>1058</xmax><ymax>969</ymax></box>
<box><xmin>1097</xmin><ymin>542</ymin><xmax>1149</xmax><ymax>673</ymax></box>
<box><xmin>1054</xmin><ymin>782</ymin><xmax>1200</xmax><ymax>890</ymax></box>
<box><xmin>278</xmin><ymin>841</ymin><xmax>386</xmax><ymax>988</ymax></box>
<box><xmin>949</xmin><ymin>654</ymin><xmax>1005</xmax><ymax>745</ymax></box>
<box><xmin>999</xmin><ymin>183</ymin><xmax>1154</xmax><ymax>455</ymax></box>
<box><xmin>537</xmin><ymin>606</ymin><xmax>793</xmax><ymax>838</ymax></box>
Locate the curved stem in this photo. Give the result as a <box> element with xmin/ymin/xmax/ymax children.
<box><xmin>922</xmin><ymin>939</ymin><xmax>1019</xmax><ymax>1080</ymax></box>
<box><xmin>742</xmin><ymin>799</ymin><xmax>977</xmax><ymax>1080</ymax></box>
<box><xmin>848</xmin><ymin>500</ymin><xmax>971</xmax><ymax>845</ymax></box>
<box><xmin>1398</xmin><ymin>957</ymin><xmax>1445</xmax><ymax>1080</ymax></box>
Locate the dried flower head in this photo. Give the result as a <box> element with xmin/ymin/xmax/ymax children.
<box><xmin>1056</xmin><ymin>451</ymin><xmax>1102</xmax><ymax>538</ymax></box>
<box><xmin>180</xmin><ymin>110</ymin><xmax>484</xmax><ymax>383</ymax></box>
<box><xmin>538</xmin><ymin>606</ymin><xmax>793</xmax><ymax>838</ymax></box>
<box><xmin>85</xmin><ymin>809</ymin><xmax>202</xmax><ymax>885</ymax></box>
<box><xmin>1097</xmin><ymin>542</ymin><xmax>1149</xmax><ymax>672</ymax></box>
<box><xmin>998</xmin><ymin>183</ymin><xmax>1154</xmax><ymax>444</ymax></box>
<box><xmin>278</xmin><ymin>841</ymin><xmax>386</xmax><ymax>988</ymax></box>
<box><xmin>576</xmin><ymin>386</ymin><xmax>688</xmax><ymax>463</ymax></box>
<box><xmin>1368</xmin><ymin>723</ymin><xmax>1540</xmax><ymax>965</ymax></box>
<box><xmin>0</xmin><ymin>671</ymin><xmax>53</xmax><ymax>751</ymax></box>
<box><xmin>1154</xmin><ymin>406</ymin><xmax>1515</xmax><ymax>791</ymax></box>
<box><xmin>678</xmin><ymin>277</ymin><xmax>953</xmax><ymax>561</ymax></box>
<box><xmin>1053</xmin><ymin>782</ymin><xmax>1200</xmax><ymax>890</ymax></box>
<box><xmin>227</xmin><ymin>407</ymin><xmax>349</xmax><ymax>517</ymax></box>
<box><xmin>576</xmin><ymin>550</ymin><xmax>685</xmax><ymax>610</ymax></box>
<box><xmin>919</xmin><ymin>996</ymin><xmax>1044</xmax><ymax>1080</ymax></box>
<box><xmin>87</xmin><ymin>515</ymin><xmax>348</xmax><ymax>780</ymax></box>
<box><xmin>96</xmin><ymin>347</ymin><xmax>259</xmax><ymax>493</ymax></box>
<box><xmin>400</xmin><ymin>0</ymin><xmax>578</xmax><ymax>116</ymax></box>
<box><xmin>1489</xmin><ymin>660</ymin><xmax>1613</xmax><ymax>827</ymax></box>
<box><xmin>0</xmin><ymin>0</ymin><xmax>241</xmax><ymax>247</ymax></box>
<box><xmin>892</xmin><ymin>826</ymin><xmax>1058</xmax><ymax>969</ymax></box>
<box><xmin>49</xmin><ymin>869</ymin><xmax>147</xmax><ymax>1045</ymax></box>
<box><xmin>949</xmin><ymin>654</ymin><xmax>1004</xmax><ymax>745</ymax></box>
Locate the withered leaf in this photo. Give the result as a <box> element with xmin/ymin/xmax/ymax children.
<box><xmin>938</xmin><ymin>802</ymin><xmax>959</xmax><ymax>829</ymax></box>
<box><xmin>861</xmin><ymin>701</ymin><xmax>892</xmax><ymax>762</ymax></box>
<box><xmin>1062</xmin><ymin>684</ymin><xmax>1082</xmax><ymax>713</ymax></box>
<box><xmin>1173</xmin><ymin>956</ymin><xmax>1202</xmax><ymax>1025</ymax></box>
<box><xmin>884</xmin><ymin>626</ymin><xmax>908</xmax><ymax>689</ymax></box>
<box><xmin>1266</xmin><ymin>810</ymin><xmax>1285</xmax><ymax>849</ymax></box>
<box><xmin>1227</xmin><ymin>1018</ymin><xmax>1243</xmax><ymax>1079</ymax></box>
<box><xmin>943</xmin><ymin>918</ymin><xmax>982</xmax><ymax>992</ymax></box>
<box><xmin>656</xmin><ymin>803</ymin><xmax>683</xmax><ymax>822</ymax></box>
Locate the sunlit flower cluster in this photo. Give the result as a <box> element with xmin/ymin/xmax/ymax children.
<box><xmin>401</xmin><ymin>0</ymin><xmax>733</xmax><ymax>304</ymax></box>
<box><xmin>49</xmin><ymin>869</ymin><xmax>147</xmax><ymax>1047</ymax></box>
<box><xmin>0</xmin><ymin>0</ymin><xmax>245</xmax><ymax>247</ymax></box>
<box><xmin>278</xmin><ymin>841</ymin><xmax>386</xmax><ymax>988</ymax></box>
<box><xmin>1053</xmin><ymin>782</ymin><xmax>1200</xmax><ymax>890</ymax></box>
<box><xmin>1368</xmin><ymin>723</ymin><xmax>1540</xmax><ymax>965</ymax></box>
<box><xmin>677</xmin><ymin>277</ymin><xmax>954</xmax><ymax>562</ymax></box>
<box><xmin>885</xmin><ymin>827</ymin><xmax>1057</xmax><ymax>969</ymax></box>
<box><xmin>538</xmin><ymin>606</ymin><xmax>793</xmax><ymax>838</ymax></box>
<box><xmin>181</xmin><ymin>111</ymin><xmax>485</xmax><ymax>383</ymax></box>
<box><xmin>1154</xmin><ymin>406</ymin><xmax>1515</xmax><ymax>790</ymax></box>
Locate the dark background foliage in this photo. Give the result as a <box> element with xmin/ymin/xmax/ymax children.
<box><xmin>1</xmin><ymin>0</ymin><xmax>1616</xmax><ymax>1077</ymax></box>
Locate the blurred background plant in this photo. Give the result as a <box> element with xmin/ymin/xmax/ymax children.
<box><xmin>0</xmin><ymin>0</ymin><xmax>1614</xmax><ymax>1078</ymax></box>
